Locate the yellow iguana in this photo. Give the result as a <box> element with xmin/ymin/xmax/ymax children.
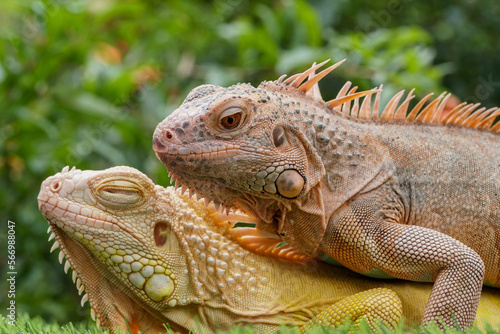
<box><xmin>153</xmin><ymin>60</ymin><xmax>500</xmax><ymax>329</ymax></box>
<box><xmin>37</xmin><ymin>166</ymin><xmax>500</xmax><ymax>333</ymax></box>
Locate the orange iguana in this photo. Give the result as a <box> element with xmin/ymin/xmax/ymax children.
<box><xmin>153</xmin><ymin>60</ymin><xmax>500</xmax><ymax>329</ymax></box>
<box><xmin>38</xmin><ymin>166</ymin><xmax>500</xmax><ymax>333</ymax></box>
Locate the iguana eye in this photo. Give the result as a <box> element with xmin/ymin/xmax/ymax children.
<box><xmin>219</xmin><ymin>107</ymin><xmax>243</xmax><ymax>130</ymax></box>
<box><xmin>96</xmin><ymin>180</ymin><xmax>144</xmax><ymax>208</ymax></box>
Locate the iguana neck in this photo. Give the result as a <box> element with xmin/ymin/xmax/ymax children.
<box><xmin>309</xmin><ymin>114</ymin><xmax>389</xmax><ymax>211</ymax></box>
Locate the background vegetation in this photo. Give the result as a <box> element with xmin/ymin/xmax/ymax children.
<box><xmin>1</xmin><ymin>0</ymin><xmax>499</xmax><ymax>330</ymax></box>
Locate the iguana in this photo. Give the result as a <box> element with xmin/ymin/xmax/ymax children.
<box><xmin>36</xmin><ymin>166</ymin><xmax>500</xmax><ymax>333</ymax></box>
<box><xmin>152</xmin><ymin>59</ymin><xmax>500</xmax><ymax>329</ymax></box>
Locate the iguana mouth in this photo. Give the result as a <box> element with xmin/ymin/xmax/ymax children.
<box><xmin>153</xmin><ymin>135</ymin><xmax>240</xmax><ymax>161</ymax></box>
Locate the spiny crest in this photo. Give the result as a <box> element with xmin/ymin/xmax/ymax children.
<box><xmin>277</xmin><ymin>60</ymin><xmax>500</xmax><ymax>132</ymax></box>
<box><xmin>275</xmin><ymin>59</ymin><xmax>380</xmax><ymax>109</ymax></box>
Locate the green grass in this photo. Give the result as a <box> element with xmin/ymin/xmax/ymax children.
<box><xmin>2</xmin><ymin>313</ymin><xmax>500</xmax><ymax>334</ymax></box>
<box><xmin>0</xmin><ymin>313</ymin><xmax>105</xmax><ymax>334</ymax></box>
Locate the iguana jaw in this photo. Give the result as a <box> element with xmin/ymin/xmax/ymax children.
<box><xmin>153</xmin><ymin>129</ymin><xmax>309</xmax><ymax>202</ymax></box>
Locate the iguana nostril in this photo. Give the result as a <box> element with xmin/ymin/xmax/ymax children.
<box><xmin>50</xmin><ymin>180</ymin><xmax>62</xmax><ymax>192</ymax></box>
<box><xmin>163</xmin><ymin>129</ymin><xmax>174</xmax><ymax>141</ymax></box>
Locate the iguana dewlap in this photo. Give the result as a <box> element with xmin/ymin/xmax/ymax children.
<box><xmin>153</xmin><ymin>60</ymin><xmax>500</xmax><ymax>329</ymax></box>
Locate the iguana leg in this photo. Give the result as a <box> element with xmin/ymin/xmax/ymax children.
<box><xmin>321</xmin><ymin>195</ymin><xmax>485</xmax><ymax>329</ymax></box>
<box><xmin>301</xmin><ymin>288</ymin><xmax>402</xmax><ymax>332</ymax></box>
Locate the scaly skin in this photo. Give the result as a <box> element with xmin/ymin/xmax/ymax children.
<box><xmin>39</xmin><ymin>166</ymin><xmax>407</xmax><ymax>333</ymax></box>
<box><xmin>153</xmin><ymin>60</ymin><xmax>500</xmax><ymax>329</ymax></box>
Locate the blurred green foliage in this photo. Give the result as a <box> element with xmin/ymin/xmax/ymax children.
<box><xmin>0</xmin><ymin>0</ymin><xmax>498</xmax><ymax>328</ymax></box>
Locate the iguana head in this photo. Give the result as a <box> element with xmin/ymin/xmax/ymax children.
<box><xmin>153</xmin><ymin>60</ymin><xmax>377</xmax><ymax>255</ymax></box>
<box><xmin>38</xmin><ymin>166</ymin><xmax>185</xmax><ymax>333</ymax></box>
<box><xmin>153</xmin><ymin>81</ymin><xmax>315</xmax><ymax>206</ymax></box>
<box><xmin>38</xmin><ymin>166</ymin><xmax>310</xmax><ymax>333</ymax></box>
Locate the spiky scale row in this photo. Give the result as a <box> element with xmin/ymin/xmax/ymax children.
<box><xmin>288</xmin><ymin>61</ymin><xmax>500</xmax><ymax>132</ymax></box>
<box><xmin>173</xmin><ymin>171</ymin><xmax>240</xmax><ymax>218</ymax></box>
